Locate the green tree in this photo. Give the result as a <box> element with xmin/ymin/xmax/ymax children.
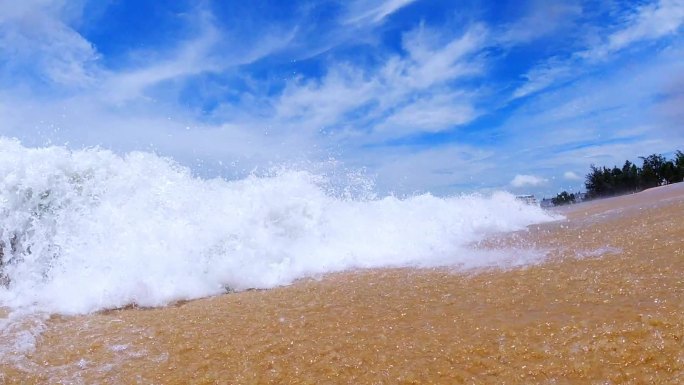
<box><xmin>610</xmin><ymin>166</ymin><xmax>623</xmax><ymax>194</ymax></box>
<box><xmin>661</xmin><ymin>161</ymin><xmax>678</xmax><ymax>184</ymax></box>
<box><xmin>585</xmin><ymin>165</ymin><xmax>603</xmax><ymax>198</ymax></box>
<box><xmin>675</xmin><ymin>150</ymin><xmax>684</xmax><ymax>169</ymax></box>
<box><xmin>552</xmin><ymin>191</ymin><xmax>576</xmax><ymax>206</ymax></box>
<box><xmin>584</xmin><ymin>150</ymin><xmax>681</xmax><ymax>201</ymax></box>
<box><xmin>585</xmin><ymin>165</ymin><xmax>620</xmax><ymax>198</ymax></box>
<box><xmin>621</xmin><ymin>160</ymin><xmax>638</xmax><ymax>192</ymax></box>
<box><xmin>675</xmin><ymin>150</ymin><xmax>684</xmax><ymax>182</ymax></box>
<box><xmin>639</xmin><ymin>154</ymin><xmax>667</xmax><ymax>189</ymax></box>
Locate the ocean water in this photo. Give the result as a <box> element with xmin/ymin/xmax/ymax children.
<box><xmin>0</xmin><ymin>138</ymin><xmax>557</xmax><ymax>315</ymax></box>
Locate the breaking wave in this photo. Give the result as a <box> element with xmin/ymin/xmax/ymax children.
<box><xmin>0</xmin><ymin>138</ymin><xmax>556</xmax><ymax>314</ymax></box>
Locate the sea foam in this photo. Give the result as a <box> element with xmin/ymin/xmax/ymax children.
<box><xmin>0</xmin><ymin>138</ymin><xmax>557</xmax><ymax>314</ymax></box>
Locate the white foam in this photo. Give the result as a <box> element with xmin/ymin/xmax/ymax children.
<box><xmin>0</xmin><ymin>138</ymin><xmax>558</xmax><ymax>314</ymax></box>
<box><xmin>0</xmin><ymin>310</ymin><xmax>48</xmax><ymax>367</ymax></box>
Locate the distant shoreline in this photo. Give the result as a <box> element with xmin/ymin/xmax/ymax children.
<box><xmin>551</xmin><ymin>181</ymin><xmax>684</xmax><ymax>217</ymax></box>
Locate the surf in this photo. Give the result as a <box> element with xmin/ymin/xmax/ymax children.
<box><xmin>0</xmin><ymin>138</ymin><xmax>556</xmax><ymax>315</ymax></box>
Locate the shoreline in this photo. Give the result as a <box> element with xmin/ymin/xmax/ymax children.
<box><xmin>551</xmin><ymin>181</ymin><xmax>684</xmax><ymax>217</ymax></box>
<box><xmin>2</xmin><ymin>183</ymin><xmax>683</xmax><ymax>383</ymax></box>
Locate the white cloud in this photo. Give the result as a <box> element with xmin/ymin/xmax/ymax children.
<box><xmin>273</xmin><ymin>65</ymin><xmax>379</xmax><ymax>129</ymax></box>
<box><xmin>605</xmin><ymin>0</ymin><xmax>684</xmax><ymax>53</ymax></box>
<box><xmin>0</xmin><ymin>2</ymin><xmax>296</xmax><ymax>105</ymax></box>
<box><xmin>498</xmin><ymin>1</ymin><xmax>583</xmax><ymax>45</ymax></box>
<box><xmin>376</xmin><ymin>93</ymin><xmax>477</xmax><ymax>135</ymax></box>
<box><xmin>0</xmin><ymin>0</ymin><xmax>98</xmax><ymax>87</ymax></box>
<box><xmin>506</xmin><ymin>42</ymin><xmax>684</xmax><ymax>136</ymax></box>
<box><xmin>101</xmin><ymin>17</ymin><xmax>221</xmax><ymax>103</ymax></box>
<box><xmin>580</xmin><ymin>0</ymin><xmax>684</xmax><ymax>61</ymax></box>
<box><xmin>263</xmin><ymin>24</ymin><xmax>486</xmax><ymax>141</ymax></box>
<box><xmin>397</xmin><ymin>24</ymin><xmax>487</xmax><ymax>89</ymax></box>
<box><xmin>510</xmin><ymin>174</ymin><xmax>547</xmax><ymax>187</ymax></box>
<box><xmin>511</xmin><ymin>58</ymin><xmax>572</xmax><ymax>99</ymax></box>
<box><xmin>563</xmin><ymin>171</ymin><xmax>582</xmax><ymax>180</ymax></box>
<box><xmin>99</xmin><ymin>8</ymin><xmax>297</xmax><ymax>105</ymax></box>
<box><xmin>343</xmin><ymin>0</ymin><xmax>417</xmax><ymax>26</ymax></box>
<box><xmin>511</xmin><ymin>0</ymin><xmax>684</xmax><ymax>99</ymax></box>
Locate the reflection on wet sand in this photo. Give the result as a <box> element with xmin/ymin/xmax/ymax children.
<box><xmin>2</xmin><ymin>184</ymin><xmax>683</xmax><ymax>384</ymax></box>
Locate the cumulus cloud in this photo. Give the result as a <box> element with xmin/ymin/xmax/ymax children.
<box><xmin>510</xmin><ymin>174</ymin><xmax>547</xmax><ymax>188</ymax></box>
<box><xmin>563</xmin><ymin>171</ymin><xmax>582</xmax><ymax>181</ymax></box>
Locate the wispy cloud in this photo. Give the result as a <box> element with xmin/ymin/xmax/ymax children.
<box><xmin>498</xmin><ymin>0</ymin><xmax>583</xmax><ymax>45</ymax></box>
<box><xmin>511</xmin><ymin>57</ymin><xmax>572</xmax><ymax>99</ymax></box>
<box><xmin>512</xmin><ymin>0</ymin><xmax>684</xmax><ymax>100</ymax></box>
<box><xmin>100</xmin><ymin>11</ymin><xmax>222</xmax><ymax>103</ymax></box>
<box><xmin>0</xmin><ymin>0</ymin><xmax>97</xmax><ymax>87</ymax></box>
<box><xmin>342</xmin><ymin>0</ymin><xmax>417</xmax><ymax>26</ymax></box>
<box><xmin>98</xmin><ymin>8</ymin><xmax>301</xmax><ymax>106</ymax></box>
<box><xmin>375</xmin><ymin>93</ymin><xmax>477</xmax><ymax>136</ymax></box>
<box><xmin>261</xmin><ymin>23</ymin><xmax>487</xmax><ymax>141</ymax></box>
<box><xmin>581</xmin><ymin>0</ymin><xmax>684</xmax><ymax>60</ymax></box>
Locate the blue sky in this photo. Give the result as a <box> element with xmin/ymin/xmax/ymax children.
<box><xmin>0</xmin><ymin>0</ymin><xmax>682</xmax><ymax>197</ymax></box>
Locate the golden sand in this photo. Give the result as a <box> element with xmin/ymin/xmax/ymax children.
<box><xmin>1</xmin><ymin>184</ymin><xmax>683</xmax><ymax>384</ymax></box>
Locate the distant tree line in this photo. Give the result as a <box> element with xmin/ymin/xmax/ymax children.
<box><xmin>548</xmin><ymin>150</ymin><xmax>683</xmax><ymax>206</ymax></box>
<box><xmin>584</xmin><ymin>150</ymin><xmax>684</xmax><ymax>199</ymax></box>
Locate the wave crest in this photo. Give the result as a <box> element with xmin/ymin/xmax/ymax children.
<box><xmin>0</xmin><ymin>138</ymin><xmax>556</xmax><ymax>314</ymax></box>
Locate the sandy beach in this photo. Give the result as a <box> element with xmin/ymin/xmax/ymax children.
<box><xmin>2</xmin><ymin>183</ymin><xmax>683</xmax><ymax>384</ymax></box>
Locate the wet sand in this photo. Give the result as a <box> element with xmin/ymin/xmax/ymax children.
<box><xmin>1</xmin><ymin>184</ymin><xmax>683</xmax><ymax>384</ymax></box>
